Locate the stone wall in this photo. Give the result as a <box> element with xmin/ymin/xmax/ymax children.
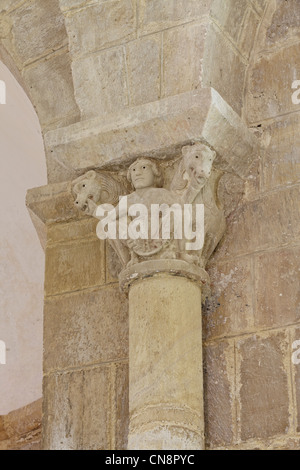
<box><xmin>42</xmin><ymin>218</ymin><xmax>129</xmax><ymax>449</ymax></box>
<box><xmin>203</xmin><ymin>0</ymin><xmax>300</xmax><ymax>449</ymax></box>
<box><xmin>1</xmin><ymin>0</ymin><xmax>300</xmax><ymax>450</ymax></box>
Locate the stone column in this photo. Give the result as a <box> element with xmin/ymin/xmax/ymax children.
<box><xmin>120</xmin><ymin>260</ymin><xmax>210</xmax><ymax>450</ymax></box>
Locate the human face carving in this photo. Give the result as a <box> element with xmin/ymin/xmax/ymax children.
<box><xmin>130</xmin><ymin>160</ymin><xmax>156</xmax><ymax>189</ymax></box>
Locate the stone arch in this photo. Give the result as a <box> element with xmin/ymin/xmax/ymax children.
<box><xmin>0</xmin><ymin>57</ymin><xmax>47</xmax><ymax>452</ymax></box>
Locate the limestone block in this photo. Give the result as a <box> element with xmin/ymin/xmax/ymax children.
<box><xmin>44</xmin><ymin>239</ymin><xmax>105</xmax><ymax>296</ymax></box>
<box><xmin>265</xmin><ymin>0</ymin><xmax>300</xmax><ymax>47</ymax></box>
<box><xmin>59</xmin><ymin>0</ymin><xmax>96</xmax><ymax>12</ymax></box>
<box><xmin>43</xmin><ymin>366</ymin><xmax>112</xmax><ymax>450</ymax></box>
<box><xmin>252</xmin><ymin>0</ymin><xmax>267</xmax><ymax>14</ymax></box>
<box><xmin>72</xmin><ymin>47</ymin><xmax>128</xmax><ymax>119</ymax></box>
<box><xmin>27</xmin><ymin>207</ymin><xmax>47</xmax><ymax>251</ymax></box>
<box><xmin>254</xmin><ymin>248</ymin><xmax>300</xmax><ymax>329</ymax></box>
<box><xmin>262</xmin><ymin>114</ymin><xmax>300</xmax><ymax>190</ymax></box>
<box><xmin>126</xmin><ymin>35</ymin><xmax>160</xmax><ymax>106</ymax></box>
<box><xmin>43</xmin><ymin>286</ymin><xmax>128</xmax><ymax>371</ymax></box>
<box><xmin>43</xmin><ymin>88</ymin><xmax>260</xmax><ymax>181</ymax></box>
<box><xmin>81</xmin><ymin>366</ymin><xmax>112</xmax><ymax>450</ymax></box>
<box><xmin>64</xmin><ymin>0</ymin><xmax>136</xmax><ymax>58</ymax></box>
<box><xmin>247</xmin><ymin>43</ymin><xmax>300</xmax><ymax>123</ymax></box>
<box><xmin>214</xmin><ymin>185</ymin><xmax>300</xmax><ymax>259</ymax></box>
<box><xmin>138</xmin><ymin>0</ymin><xmax>211</xmax><ymax>35</ymax></box>
<box><xmin>210</xmin><ymin>0</ymin><xmax>249</xmax><ymax>45</ymax></box>
<box><xmin>0</xmin><ymin>417</ymin><xmax>8</xmax><ymax>441</ymax></box>
<box><xmin>115</xmin><ymin>363</ymin><xmax>129</xmax><ymax>450</ymax></box>
<box><xmin>237</xmin><ymin>332</ymin><xmax>290</xmax><ymax>440</ymax></box>
<box><xmin>203</xmin><ymin>340</ymin><xmax>234</xmax><ymax>448</ymax></box>
<box><xmin>23</xmin><ymin>50</ymin><xmax>80</xmax><ymax>129</ymax></box>
<box><xmin>202</xmin><ymin>24</ymin><xmax>247</xmax><ymax>116</ymax></box>
<box><xmin>106</xmin><ymin>241</ymin><xmax>122</xmax><ymax>283</ymax></box>
<box><xmin>2</xmin><ymin>399</ymin><xmax>42</xmax><ymax>439</ymax></box>
<box><xmin>43</xmin><ymin>371</ymin><xmax>83</xmax><ymax>450</ymax></box>
<box><xmin>0</xmin><ymin>400</ymin><xmax>42</xmax><ymax>450</ymax></box>
<box><xmin>8</xmin><ymin>0</ymin><xmax>66</xmax><ymax>64</ymax></box>
<box><xmin>238</xmin><ymin>7</ymin><xmax>260</xmax><ymax>59</ymax></box>
<box><xmin>0</xmin><ymin>0</ymin><xmax>25</xmax><ymax>14</ymax></box>
<box><xmin>47</xmin><ymin>218</ymin><xmax>98</xmax><ymax>245</ymax></box>
<box><xmin>162</xmin><ymin>23</ymin><xmax>206</xmax><ymax>97</ymax></box>
<box><xmin>204</xmin><ymin>257</ymin><xmax>254</xmax><ymax>340</ymax></box>
<box><xmin>26</xmin><ymin>182</ymin><xmax>81</xmax><ymax>224</ymax></box>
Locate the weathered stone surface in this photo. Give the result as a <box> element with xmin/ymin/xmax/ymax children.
<box><xmin>0</xmin><ymin>0</ymin><xmax>25</xmax><ymax>14</ymax></box>
<box><xmin>139</xmin><ymin>0</ymin><xmax>211</xmax><ymax>35</ymax></box>
<box><xmin>106</xmin><ymin>241</ymin><xmax>122</xmax><ymax>284</ymax></box>
<box><xmin>210</xmin><ymin>0</ymin><xmax>249</xmax><ymax>45</ymax></box>
<box><xmin>247</xmin><ymin>43</ymin><xmax>300</xmax><ymax>123</ymax></box>
<box><xmin>262</xmin><ymin>114</ymin><xmax>300</xmax><ymax>190</ymax></box>
<box><xmin>9</xmin><ymin>0</ymin><xmax>66</xmax><ymax>64</ymax></box>
<box><xmin>43</xmin><ymin>367</ymin><xmax>112</xmax><ymax>450</ymax></box>
<box><xmin>44</xmin><ymin>286</ymin><xmax>128</xmax><ymax>371</ymax></box>
<box><xmin>252</xmin><ymin>0</ymin><xmax>267</xmax><ymax>14</ymax></box>
<box><xmin>203</xmin><ymin>24</ymin><xmax>247</xmax><ymax>115</ymax></box>
<box><xmin>254</xmin><ymin>248</ymin><xmax>300</xmax><ymax>329</ymax></box>
<box><xmin>238</xmin><ymin>7</ymin><xmax>260</xmax><ymax>59</ymax></box>
<box><xmin>45</xmin><ymin>238</ymin><xmax>105</xmax><ymax>296</ymax></box>
<box><xmin>237</xmin><ymin>332</ymin><xmax>290</xmax><ymax>440</ymax></box>
<box><xmin>163</xmin><ymin>23</ymin><xmax>206</xmax><ymax>97</ymax></box>
<box><xmin>214</xmin><ymin>185</ymin><xmax>300</xmax><ymax>259</ymax></box>
<box><xmin>64</xmin><ymin>0</ymin><xmax>136</xmax><ymax>58</ymax></box>
<box><xmin>43</xmin><ymin>371</ymin><xmax>83</xmax><ymax>449</ymax></box>
<box><xmin>266</xmin><ymin>0</ymin><xmax>300</xmax><ymax>46</ymax></box>
<box><xmin>126</xmin><ymin>35</ymin><xmax>160</xmax><ymax>106</ymax></box>
<box><xmin>82</xmin><ymin>366</ymin><xmax>112</xmax><ymax>450</ymax></box>
<box><xmin>47</xmin><ymin>218</ymin><xmax>98</xmax><ymax>245</ymax></box>
<box><xmin>23</xmin><ymin>50</ymin><xmax>80</xmax><ymax>128</ymax></box>
<box><xmin>0</xmin><ymin>399</ymin><xmax>42</xmax><ymax>450</ymax></box>
<box><xmin>59</xmin><ymin>0</ymin><xmax>95</xmax><ymax>12</ymax></box>
<box><xmin>72</xmin><ymin>47</ymin><xmax>128</xmax><ymax>119</ymax></box>
<box><xmin>204</xmin><ymin>257</ymin><xmax>254</xmax><ymax>340</ymax></box>
<box><xmin>43</xmin><ymin>363</ymin><xmax>130</xmax><ymax>450</ymax></box>
<box><xmin>27</xmin><ymin>207</ymin><xmax>47</xmax><ymax>251</ymax></box>
<box><xmin>115</xmin><ymin>363</ymin><xmax>129</xmax><ymax>450</ymax></box>
<box><xmin>203</xmin><ymin>341</ymin><xmax>234</xmax><ymax>448</ymax></box>
<box><xmin>43</xmin><ymin>88</ymin><xmax>260</xmax><ymax>181</ymax></box>
<box><xmin>128</xmin><ymin>275</ymin><xmax>204</xmax><ymax>449</ymax></box>
<box><xmin>26</xmin><ymin>182</ymin><xmax>80</xmax><ymax>224</ymax></box>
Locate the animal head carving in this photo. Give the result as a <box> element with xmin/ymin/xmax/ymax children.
<box><xmin>171</xmin><ymin>143</ymin><xmax>216</xmax><ymax>192</ymax></box>
<box><xmin>72</xmin><ymin>170</ymin><xmax>125</xmax><ymax>215</ymax></box>
<box><xmin>182</xmin><ymin>143</ymin><xmax>216</xmax><ymax>187</ymax></box>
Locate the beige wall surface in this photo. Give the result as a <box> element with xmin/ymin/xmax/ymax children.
<box><xmin>0</xmin><ymin>60</ymin><xmax>46</xmax><ymax>414</ymax></box>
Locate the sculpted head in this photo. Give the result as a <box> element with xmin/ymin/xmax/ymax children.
<box><xmin>127</xmin><ymin>158</ymin><xmax>163</xmax><ymax>189</ymax></box>
<box><xmin>72</xmin><ymin>170</ymin><xmax>102</xmax><ymax>213</ymax></box>
<box><xmin>181</xmin><ymin>143</ymin><xmax>216</xmax><ymax>187</ymax></box>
